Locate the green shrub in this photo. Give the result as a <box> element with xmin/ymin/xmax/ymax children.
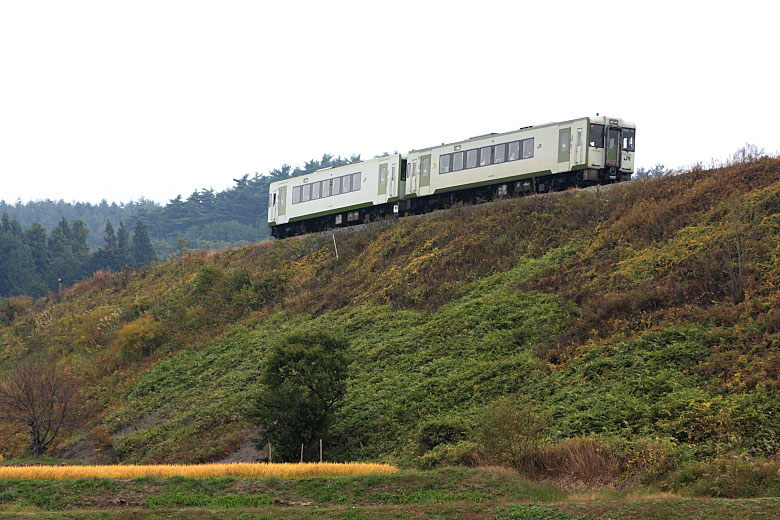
<box><xmin>418</xmin><ymin>441</ymin><xmax>480</xmax><ymax>469</ymax></box>
<box><xmin>416</xmin><ymin>416</ymin><xmax>470</xmax><ymax>454</ymax></box>
<box><xmin>190</xmin><ymin>265</ymin><xmax>224</xmax><ymax>300</ymax></box>
<box><xmin>626</xmin><ymin>437</ymin><xmax>689</xmax><ymax>483</ymax></box>
<box><xmin>114</xmin><ymin>314</ymin><xmax>165</xmax><ymax>362</ymax></box>
<box><xmin>71</xmin><ymin>308</ymin><xmax>115</xmax><ymax>349</ymax></box>
<box><xmin>6</xmin><ymin>295</ymin><xmax>32</xmax><ymax>318</ymax></box>
<box><xmin>668</xmin><ymin>457</ymin><xmax>780</xmax><ymax>497</ymax></box>
<box><xmin>248</xmin><ymin>271</ymin><xmax>287</xmax><ymax>307</ymax></box>
<box><xmin>0</xmin><ymin>296</ymin><xmax>33</xmax><ymax>324</ymax></box>
<box><xmin>472</xmin><ymin>397</ymin><xmax>550</xmax><ymax>467</ymax></box>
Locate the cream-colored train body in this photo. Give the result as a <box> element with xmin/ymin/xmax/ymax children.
<box><xmin>268</xmin><ymin>154</ymin><xmax>403</xmax><ymax>238</ymax></box>
<box><xmin>405</xmin><ymin>116</ymin><xmax>634</xmax><ymax>198</ymax></box>
<box><xmin>268</xmin><ymin>116</ymin><xmax>634</xmax><ymax>238</ymax></box>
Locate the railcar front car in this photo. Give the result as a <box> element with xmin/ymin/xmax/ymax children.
<box><xmin>268</xmin><ymin>154</ymin><xmax>403</xmax><ymax>239</ymax></box>
<box><xmin>586</xmin><ymin>115</ymin><xmax>635</xmax><ymax>182</ymax></box>
<box><xmin>403</xmin><ymin>116</ymin><xmax>635</xmax><ymax>211</ymax></box>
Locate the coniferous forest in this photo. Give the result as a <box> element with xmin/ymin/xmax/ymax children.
<box><xmin>0</xmin><ymin>214</ymin><xmax>156</xmax><ymax>298</ymax></box>
<box><xmin>0</xmin><ymin>154</ymin><xmax>360</xmax><ymax>298</ymax></box>
<box><xmin>0</xmin><ymin>154</ymin><xmax>361</xmax><ymax>251</ymax></box>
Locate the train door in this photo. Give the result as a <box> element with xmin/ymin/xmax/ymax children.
<box><xmin>558</xmin><ymin>127</ymin><xmax>571</xmax><ymax>172</ymax></box>
<box><xmin>277</xmin><ymin>186</ymin><xmax>287</xmax><ymax>221</ymax></box>
<box><xmin>606</xmin><ymin>126</ymin><xmax>622</xmax><ymax>169</ymax></box>
<box><xmin>406</xmin><ymin>159</ymin><xmax>418</xmax><ymax>196</ymax></box>
<box><xmin>390</xmin><ymin>162</ymin><xmax>396</xmax><ymax>198</ymax></box>
<box><xmin>378</xmin><ymin>163</ymin><xmax>389</xmax><ymax>203</ymax></box>
<box><xmin>269</xmin><ymin>190</ymin><xmax>278</xmax><ymax>222</ymax></box>
<box><xmin>575</xmin><ymin>127</ymin><xmax>584</xmax><ymax>165</ymax></box>
<box><xmin>419</xmin><ymin>154</ymin><xmax>431</xmax><ymax>195</ymax></box>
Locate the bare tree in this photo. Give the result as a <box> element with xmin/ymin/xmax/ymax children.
<box><xmin>723</xmin><ymin>221</ymin><xmax>748</xmax><ymax>304</ymax></box>
<box><xmin>728</xmin><ymin>143</ymin><xmax>766</xmax><ymax>165</ymax></box>
<box><xmin>0</xmin><ymin>361</ymin><xmax>78</xmax><ymax>458</ymax></box>
<box><xmin>719</xmin><ymin>206</ymin><xmax>753</xmax><ymax>305</ymax></box>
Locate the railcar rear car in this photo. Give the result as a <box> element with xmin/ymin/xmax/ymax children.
<box><xmin>268</xmin><ymin>154</ymin><xmax>403</xmax><ymax>238</ymax></box>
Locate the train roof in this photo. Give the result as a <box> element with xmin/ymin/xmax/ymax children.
<box><xmin>269</xmin><ymin>153</ymin><xmax>402</xmax><ymax>188</ymax></box>
<box><xmin>407</xmin><ymin>115</ymin><xmax>634</xmax><ymax>153</ymax></box>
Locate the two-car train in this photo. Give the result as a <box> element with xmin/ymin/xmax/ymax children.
<box><xmin>268</xmin><ymin>115</ymin><xmax>635</xmax><ymax>238</ymax></box>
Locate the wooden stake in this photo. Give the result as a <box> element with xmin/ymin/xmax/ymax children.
<box><xmin>320</xmin><ymin>439</ymin><xmax>323</xmax><ymax>463</ymax></box>
<box><xmin>332</xmin><ymin>233</ymin><xmax>339</xmax><ymax>260</ymax></box>
<box><xmin>268</xmin><ymin>442</ymin><xmax>272</xmax><ymax>463</ymax></box>
<box><xmin>300</xmin><ymin>443</ymin><xmax>304</xmax><ymax>463</ymax></box>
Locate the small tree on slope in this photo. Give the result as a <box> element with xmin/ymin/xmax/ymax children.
<box><xmin>251</xmin><ymin>331</ymin><xmax>349</xmax><ymax>462</ymax></box>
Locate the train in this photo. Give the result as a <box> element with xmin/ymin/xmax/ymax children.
<box><xmin>268</xmin><ymin>115</ymin><xmax>635</xmax><ymax>238</ymax></box>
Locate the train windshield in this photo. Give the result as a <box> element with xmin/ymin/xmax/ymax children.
<box><xmin>622</xmin><ymin>128</ymin><xmax>635</xmax><ymax>152</ymax></box>
<box><xmin>589</xmin><ymin>124</ymin><xmax>605</xmax><ymax>148</ymax></box>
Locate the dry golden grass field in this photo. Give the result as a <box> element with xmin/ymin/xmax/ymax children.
<box><xmin>0</xmin><ymin>461</ymin><xmax>396</xmax><ymax>480</ymax></box>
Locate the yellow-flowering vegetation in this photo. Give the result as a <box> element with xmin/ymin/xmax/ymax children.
<box><xmin>0</xmin><ymin>462</ymin><xmax>396</xmax><ymax>480</ymax></box>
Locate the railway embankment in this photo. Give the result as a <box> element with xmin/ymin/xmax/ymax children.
<box><xmin>2</xmin><ymin>156</ymin><xmax>780</xmax><ymax>494</ymax></box>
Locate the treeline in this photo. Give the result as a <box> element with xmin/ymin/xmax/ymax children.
<box><xmin>0</xmin><ymin>214</ymin><xmax>156</xmax><ymax>298</ymax></box>
<box><xmin>0</xmin><ymin>154</ymin><xmax>362</xmax><ymax>253</ymax></box>
<box><xmin>0</xmin><ymin>199</ymin><xmax>157</xmax><ymax>248</ymax></box>
<box><xmin>135</xmin><ymin>153</ymin><xmax>361</xmax><ymax>252</ymax></box>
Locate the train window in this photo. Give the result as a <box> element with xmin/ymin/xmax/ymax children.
<box><xmin>439</xmin><ymin>154</ymin><xmax>451</xmax><ymax>173</ymax></box>
<box><xmin>508</xmin><ymin>141</ymin><xmax>520</xmax><ymax>161</ymax></box>
<box><xmin>342</xmin><ymin>174</ymin><xmax>352</xmax><ymax>193</ymax></box>
<box><xmin>421</xmin><ymin>157</ymin><xmax>430</xmax><ymax>179</ymax></box>
<box><xmin>494</xmin><ymin>143</ymin><xmax>506</xmax><ymax>164</ymax></box>
<box><xmin>589</xmin><ymin>124</ymin><xmax>604</xmax><ymax>148</ymax></box>
<box><xmin>452</xmin><ymin>151</ymin><xmax>464</xmax><ymax>171</ymax></box>
<box><xmin>322</xmin><ymin>179</ymin><xmax>331</xmax><ymax>197</ymax></box>
<box><xmin>622</xmin><ymin>128</ymin><xmax>635</xmax><ymax>152</ymax></box>
<box><xmin>331</xmin><ymin>178</ymin><xmax>341</xmax><ymax>196</ymax></box>
<box><xmin>466</xmin><ymin>149</ymin><xmax>478</xmax><ymax>169</ymax></box>
<box><xmin>522</xmin><ymin>138</ymin><xmax>534</xmax><ymax>159</ymax></box>
<box><xmin>352</xmin><ymin>172</ymin><xmax>361</xmax><ymax>191</ymax></box>
<box><xmin>479</xmin><ymin>146</ymin><xmax>491</xmax><ymax>166</ymax></box>
<box><xmin>301</xmin><ymin>183</ymin><xmax>311</xmax><ymax>202</ymax></box>
<box><xmin>608</xmin><ymin>130</ymin><xmax>618</xmax><ymax>150</ymax></box>
<box><xmin>311</xmin><ymin>181</ymin><xmax>321</xmax><ymax>200</ymax></box>
<box><xmin>560</xmin><ymin>135</ymin><xmax>568</xmax><ymax>154</ymax></box>
<box><xmin>292</xmin><ymin>186</ymin><xmax>302</xmax><ymax>204</ymax></box>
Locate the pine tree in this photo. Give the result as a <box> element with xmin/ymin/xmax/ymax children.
<box><xmin>0</xmin><ymin>224</ymin><xmax>47</xmax><ymax>297</ymax></box>
<box><xmin>23</xmin><ymin>223</ymin><xmax>49</xmax><ymax>282</ymax></box>
<box><xmin>47</xmin><ymin>224</ymin><xmax>76</xmax><ymax>286</ymax></box>
<box><xmin>56</xmin><ymin>218</ymin><xmax>71</xmax><ymax>239</ymax></box>
<box><xmin>68</xmin><ymin>220</ymin><xmax>90</xmax><ymax>280</ymax></box>
<box><xmin>9</xmin><ymin>219</ymin><xmax>22</xmax><ymax>237</ymax></box>
<box><xmin>117</xmin><ymin>220</ymin><xmax>130</xmax><ymax>268</ymax></box>
<box><xmin>131</xmin><ymin>220</ymin><xmax>156</xmax><ymax>267</ymax></box>
<box><xmin>103</xmin><ymin>220</ymin><xmax>118</xmax><ymax>251</ymax></box>
<box><xmin>91</xmin><ymin>220</ymin><xmax>120</xmax><ymax>272</ymax></box>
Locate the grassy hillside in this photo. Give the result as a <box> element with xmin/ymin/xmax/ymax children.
<box><xmin>2</xmin><ymin>157</ymin><xmax>780</xmax><ymax>486</ymax></box>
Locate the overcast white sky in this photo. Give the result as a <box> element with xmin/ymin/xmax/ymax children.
<box><xmin>1</xmin><ymin>1</ymin><xmax>778</xmax><ymax>204</ymax></box>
